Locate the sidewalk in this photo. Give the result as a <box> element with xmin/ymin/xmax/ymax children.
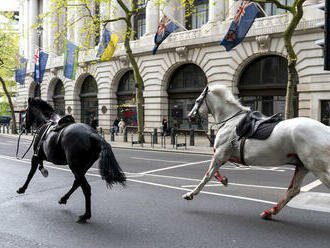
<box><xmin>0</xmin><ymin>131</ymin><xmax>214</xmax><ymax>155</ymax></box>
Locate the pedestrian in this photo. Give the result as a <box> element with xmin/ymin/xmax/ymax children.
<box><xmin>91</xmin><ymin>116</ymin><xmax>98</xmax><ymax>130</ymax></box>
<box><xmin>113</xmin><ymin>117</ymin><xmax>119</xmax><ymax>135</ymax></box>
<box><xmin>118</xmin><ymin>118</ymin><xmax>126</xmax><ymax>133</ymax></box>
<box><xmin>162</xmin><ymin>117</ymin><xmax>168</xmax><ymax>136</ymax></box>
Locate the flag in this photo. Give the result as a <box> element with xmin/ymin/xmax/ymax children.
<box><xmin>33</xmin><ymin>48</ymin><xmax>49</xmax><ymax>83</ymax></box>
<box><xmin>220</xmin><ymin>1</ymin><xmax>259</xmax><ymax>51</ymax></box>
<box><xmin>152</xmin><ymin>15</ymin><xmax>179</xmax><ymax>55</ymax></box>
<box><xmin>15</xmin><ymin>56</ymin><xmax>28</xmax><ymax>85</ymax></box>
<box><xmin>96</xmin><ymin>28</ymin><xmax>119</xmax><ymax>61</ymax></box>
<box><xmin>63</xmin><ymin>40</ymin><xmax>79</xmax><ymax>80</ymax></box>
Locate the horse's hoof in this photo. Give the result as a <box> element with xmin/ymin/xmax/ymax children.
<box><xmin>260</xmin><ymin>211</ymin><xmax>272</xmax><ymax>220</ymax></box>
<box><xmin>221</xmin><ymin>176</ymin><xmax>228</xmax><ymax>186</ymax></box>
<box><xmin>183</xmin><ymin>193</ymin><xmax>194</xmax><ymax>200</ymax></box>
<box><xmin>17</xmin><ymin>188</ymin><xmax>25</xmax><ymax>194</ymax></box>
<box><xmin>58</xmin><ymin>198</ymin><xmax>67</xmax><ymax>205</ymax></box>
<box><xmin>76</xmin><ymin>215</ymin><xmax>91</xmax><ymax>223</ymax></box>
<box><xmin>40</xmin><ymin>168</ymin><xmax>48</xmax><ymax>178</ymax></box>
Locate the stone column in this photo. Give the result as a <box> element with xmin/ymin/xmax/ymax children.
<box><xmin>110</xmin><ymin>0</ymin><xmax>126</xmax><ymax>40</ymax></box>
<box><xmin>19</xmin><ymin>1</ymin><xmax>25</xmax><ymax>56</ymax></box>
<box><xmin>145</xmin><ymin>0</ymin><xmax>160</xmax><ymax>35</ymax></box>
<box><xmin>47</xmin><ymin>0</ymin><xmax>58</xmax><ymax>55</ymax></box>
<box><xmin>67</xmin><ymin>0</ymin><xmax>75</xmax><ymax>42</ymax></box>
<box><xmin>227</xmin><ymin>0</ymin><xmax>239</xmax><ymax>20</ymax></box>
<box><xmin>24</xmin><ymin>0</ymin><xmax>29</xmax><ymax>58</ymax></box>
<box><xmin>29</xmin><ymin>0</ymin><xmax>38</xmax><ymax>59</ymax></box>
<box><xmin>209</xmin><ymin>0</ymin><xmax>226</xmax><ymax>22</ymax></box>
<box><xmin>42</xmin><ymin>0</ymin><xmax>48</xmax><ymax>52</ymax></box>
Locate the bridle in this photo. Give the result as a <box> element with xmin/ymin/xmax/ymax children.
<box><xmin>191</xmin><ymin>86</ymin><xmax>247</xmax><ymax>145</ymax></box>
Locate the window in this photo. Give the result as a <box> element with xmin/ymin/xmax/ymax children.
<box><xmin>239</xmin><ymin>55</ymin><xmax>298</xmax><ymax>117</ymax></box>
<box><xmin>168</xmin><ymin>64</ymin><xmax>208</xmax><ymax>130</ymax></box>
<box><xmin>259</xmin><ymin>0</ymin><xmax>294</xmax><ymax>16</ymax></box>
<box><xmin>117</xmin><ymin>71</ymin><xmax>137</xmax><ymax>126</ymax></box>
<box><xmin>53</xmin><ymin>80</ymin><xmax>65</xmax><ymax>116</ymax></box>
<box><xmin>186</xmin><ymin>0</ymin><xmax>209</xmax><ymax>30</ymax></box>
<box><xmin>321</xmin><ymin>100</ymin><xmax>330</xmax><ymax>126</ymax></box>
<box><xmin>134</xmin><ymin>0</ymin><xmax>146</xmax><ymax>39</ymax></box>
<box><xmin>80</xmin><ymin>75</ymin><xmax>98</xmax><ymax>124</ymax></box>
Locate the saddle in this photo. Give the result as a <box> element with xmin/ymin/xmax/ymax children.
<box><xmin>236</xmin><ymin>111</ymin><xmax>282</xmax><ymax>140</ymax></box>
<box><xmin>236</xmin><ymin>111</ymin><xmax>282</xmax><ymax>166</ymax></box>
<box><xmin>52</xmin><ymin>115</ymin><xmax>75</xmax><ymax>132</ymax></box>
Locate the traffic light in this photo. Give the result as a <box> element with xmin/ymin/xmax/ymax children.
<box><xmin>315</xmin><ymin>0</ymin><xmax>329</xmax><ymax>71</ymax></box>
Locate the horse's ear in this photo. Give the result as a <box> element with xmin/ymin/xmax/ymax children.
<box><xmin>28</xmin><ymin>97</ymin><xmax>33</xmax><ymax>105</ymax></box>
<box><xmin>205</xmin><ymin>86</ymin><xmax>209</xmax><ymax>92</ymax></box>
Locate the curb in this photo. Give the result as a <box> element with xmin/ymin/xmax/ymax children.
<box><xmin>0</xmin><ymin>133</ymin><xmax>213</xmax><ymax>156</ymax></box>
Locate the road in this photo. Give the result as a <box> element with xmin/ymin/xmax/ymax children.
<box><xmin>0</xmin><ymin>135</ymin><xmax>330</xmax><ymax>248</ymax></box>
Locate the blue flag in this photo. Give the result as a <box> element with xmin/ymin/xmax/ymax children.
<box><xmin>96</xmin><ymin>28</ymin><xmax>111</xmax><ymax>58</ymax></box>
<box><xmin>64</xmin><ymin>40</ymin><xmax>79</xmax><ymax>80</ymax></box>
<box><xmin>34</xmin><ymin>48</ymin><xmax>49</xmax><ymax>83</ymax></box>
<box><xmin>220</xmin><ymin>1</ymin><xmax>259</xmax><ymax>51</ymax></box>
<box><xmin>96</xmin><ymin>28</ymin><xmax>119</xmax><ymax>61</ymax></box>
<box><xmin>15</xmin><ymin>56</ymin><xmax>28</xmax><ymax>85</ymax></box>
<box><xmin>152</xmin><ymin>15</ymin><xmax>179</xmax><ymax>55</ymax></box>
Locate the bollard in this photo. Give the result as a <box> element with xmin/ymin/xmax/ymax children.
<box><xmin>170</xmin><ymin>128</ymin><xmax>176</xmax><ymax>145</ymax></box>
<box><xmin>111</xmin><ymin>128</ymin><xmax>115</xmax><ymax>142</ymax></box>
<box><xmin>153</xmin><ymin>128</ymin><xmax>158</xmax><ymax>144</ymax></box>
<box><xmin>2</xmin><ymin>125</ymin><xmax>5</xmax><ymax>133</ymax></box>
<box><xmin>6</xmin><ymin>125</ymin><xmax>9</xmax><ymax>134</ymax></box>
<box><xmin>190</xmin><ymin>129</ymin><xmax>195</xmax><ymax>146</ymax></box>
<box><xmin>124</xmin><ymin>127</ymin><xmax>128</xmax><ymax>142</ymax></box>
<box><xmin>210</xmin><ymin>129</ymin><xmax>215</xmax><ymax>147</ymax></box>
<box><xmin>174</xmin><ymin>134</ymin><xmax>177</xmax><ymax>149</ymax></box>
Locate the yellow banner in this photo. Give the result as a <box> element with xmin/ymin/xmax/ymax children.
<box><xmin>101</xmin><ymin>33</ymin><xmax>119</xmax><ymax>61</ymax></box>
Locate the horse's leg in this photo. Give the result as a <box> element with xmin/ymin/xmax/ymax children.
<box><xmin>76</xmin><ymin>175</ymin><xmax>92</xmax><ymax>223</ymax></box>
<box><xmin>182</xmin><ymin>157</ymin><xmax>225</xmax><ymax>200</ymax></box>
<box><xmin>38</xmin><ymin>162</ymin><xmax>48</xmax><ymax>178</ymax></box>
<box><xmin>58</xmin><ymin>179</ymin><xmax>80</xmax><ymax>205</ymax></box>
<box><xmin>261</xmin><ymin>165</ymin><xmax>309</xmax><ymax>219</ymax></box>
<box><xmin>17</xmin><ymin>155</ymin><xmax>40</xmax><ymax>194</ymax></box>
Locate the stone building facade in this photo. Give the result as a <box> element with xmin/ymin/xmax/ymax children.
<box><xmin>17</xmin><ymin>0</ymin><xmax>330</xmax><ymax>133</ymax></box>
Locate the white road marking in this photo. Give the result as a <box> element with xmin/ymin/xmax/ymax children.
<box><xmin>181</xmin><ymin>183</ymin><xmax>287</xmax><ymax>190</ymax></box>
<box><xmin>288</xmin><ymin>192</ymin><xmax>330</xmax><ymax>212</ymax></box>
<box><xmin>301</xmin><ymin>179</ymin><xmax>322</xmax><ymax>192</ymax></box>
<box><xmin>139</xmin><ymin>160</ymin><xmax>211</xmax><ymax>174</ymax></box>
<box><xmin>129</xmin><ymin>156</ymin><xmax>188</xmax><ymax>164</ymax></box>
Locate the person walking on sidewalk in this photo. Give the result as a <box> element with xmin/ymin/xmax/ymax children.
<box><xmin>113</xmin><ymin>117</ymin><xmax>120</xmax><ymax>135</ymax></box>
<box><xmin>118</xmin><ymin>118</ymin><xmax>126</xmax><ymax>133</ymax></box>
<box><xmin>162</xmin><ymin>117</ymin><xmax>168</xmax><ymax>136</ymax></box>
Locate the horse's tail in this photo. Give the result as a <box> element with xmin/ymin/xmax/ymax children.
<box><xmin>99</xmin><ymin>138</ymin><xmax>126</xmax><ymax>187</ymax></box>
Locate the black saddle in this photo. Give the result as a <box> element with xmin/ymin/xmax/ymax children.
<box><xmin>53</xmin><ymin>115</ymin><xmax>75</xmax><ymax>132</ymax></box>
<box><xmin>236</xmin><ymin>111</ymin><xmax>282</xmax><ymax>140</ymax></box>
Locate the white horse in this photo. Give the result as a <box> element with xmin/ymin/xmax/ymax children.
<box><xmin>182</xmin><ymin>84</ymin><xmax>330</xmax><ymax>219</ymax></box>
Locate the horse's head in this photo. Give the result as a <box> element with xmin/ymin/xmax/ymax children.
<box><xmin>25</xmin><ymin>97</ymin><xmax>55</xmax><ymax>129</ymax></box>
<box><xmin>188</xmin><ymin>86</ymin><xmax>209</xmax><ymax>122</ymax></box>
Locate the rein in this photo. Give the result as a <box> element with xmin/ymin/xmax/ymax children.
<box><xmin>16</xmin><ymin>128</ymin><xmax>38</xmax><ymax>160</ymax></box>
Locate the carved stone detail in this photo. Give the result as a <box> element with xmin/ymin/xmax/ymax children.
<box><xmin>119</xmin><ymin>55</ymin><xmax>129</xmax><ymax>66</ymax></box>
<box><xmin>256</xmin><ymin>35</ymin><xmax>271</xmax><ymax>52</ymax></box>
<box><xmin>175</xmin><ymin>46</ymin><xmax>188</xmax><ymax>58</ymax></box>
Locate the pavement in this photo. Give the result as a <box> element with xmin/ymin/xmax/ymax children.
<box><xmin>0</xmin><ymin>130</ymin><xmax>214</xmax><ymax>155</ymax></box>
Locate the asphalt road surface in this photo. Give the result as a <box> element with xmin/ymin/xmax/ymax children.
<box><xmin>0</xmin><ymin>135</ymin><xmax>330</xmax><ymax>248</ymax></box>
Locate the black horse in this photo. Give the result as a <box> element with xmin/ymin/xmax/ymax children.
<box><xmin>18</xmin><ymin>97</ymin><xmax>126</xmax><ymax>222</ymax></box>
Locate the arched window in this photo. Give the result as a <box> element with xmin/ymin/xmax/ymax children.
<box><xmin>168</xmin><ymin>64</ymin><xmax>207</xmax><ymax>130</ymax></box>
<box><xmin>53</xmin><ymin>80</ymin><xmax>65</xmax><ymax>116</ymax></box>
<box><xmin>117</xmin><ymin>71</ymin><xmax>137</xmax><ymax>126</ymax></box>
<box><xmin>239</xmin><ymin>55</ymin><xmax>298</xmax><ymax>116</ymax></box>
<box><xmin>34</xmin><ymin>83</ymin><xmax>41</xmax><ymax>99</ymax></box>
<box><xmin>80</xmin><ymin>75</ymin><xmax>98</xmax><ymax>124</ymax></box>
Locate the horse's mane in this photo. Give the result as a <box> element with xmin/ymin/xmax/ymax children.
<box><xmin>28</xmin><ymin>98</ymin><xmax>55</xmax><ymax>118</ymax></box>
<box><xmin>210</xmin><ymin>85</ymin><xmax>250</xmax><ymax>111</ymax></box>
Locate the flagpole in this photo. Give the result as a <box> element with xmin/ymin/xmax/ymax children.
<box><xmin>160</xmin><ymin>8</ymin><xmax>188</xmax><ymax>31</ymax></box>
<box><xmin>255</xmin><ymin>3</ymin><xmax>268</xmax><ymax>17</ymax></box>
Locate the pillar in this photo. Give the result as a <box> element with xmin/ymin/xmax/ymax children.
<box><xmin>145</xmin><ymin>0</ymin><xmax>160</xmax><ymax>35</ymax></box>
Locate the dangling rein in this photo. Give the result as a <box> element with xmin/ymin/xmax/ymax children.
<box><xmin>16</xmin><ymin>128</ymin><xmax>37</xmax><ymax>160</ymax></box>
